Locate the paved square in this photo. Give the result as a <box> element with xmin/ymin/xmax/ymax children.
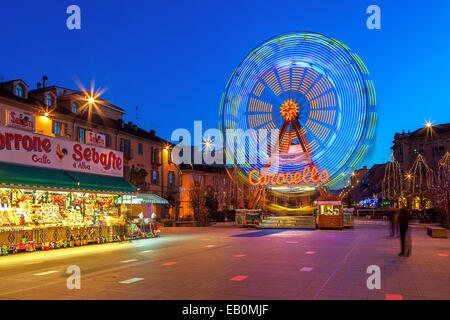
<box><xmin>0</xmin><ymin>220</ymin><xmax>448</xmax><ymax>300</ymax></box>
<box><xmin>229</xmin><ymin>276</ymin><xmax>248</xmax><ymax>281</ymax></box>
<box><xmin>300</xmin><ymin>267</ymin><xmax>314</xmax><ymax>272</ymax></box>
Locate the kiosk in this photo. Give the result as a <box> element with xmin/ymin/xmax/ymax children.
<box><xmin>317</xmin><ymin>196</ymin><xmax>343</xmax><ymax>229</ymax></box>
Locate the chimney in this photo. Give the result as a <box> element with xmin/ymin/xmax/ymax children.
<box><xmin>149</xmin><ymin>129</ymin><xmax>156</xmax><ymax>137</ymax></box>
<box><xmin>132</xmin><ymin>124</ymin><xmax>137</xmax><ymax>131</ymax></box>
<box><xmin>42</xmin><ymin>76</ymin><xmax>48</xmax><ymax>88</ymax></box>
<box><xmin>37</xmin><ymin>82</ymin><xmax>42</xmax><ymax>89</ymax></box>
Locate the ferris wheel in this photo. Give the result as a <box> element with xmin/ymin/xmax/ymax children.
<box><xmin>220</xmin><ymin>32</ymin><xmax>377</xmax><ymax>197</ymax></box>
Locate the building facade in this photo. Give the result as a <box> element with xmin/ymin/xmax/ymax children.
<box><xmin>0</xmin><ymin>76</ymin><xmax>180</xmax><ymax>218</ymax></box>
<box><xmin>179</xmin><ymin>163</ymin><xmax>247</xmax><ymax>220</ymax></box>
<box><xmin>351</xmin><ymin>166</ymin><xmax>368</xmax><ymax>188</ymax></box>
<box><xmin>392</xmin><ymin>123</ymin><xmax>450</xmax><ymax>171</ymax></box>
<box><xmin>346</xmin><ymin>163</ymin><xmax>387</xmax><ymax>207</ymax></box>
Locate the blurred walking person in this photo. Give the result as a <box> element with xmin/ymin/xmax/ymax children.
<box><xmin>390</xmin><ymin>208</ymin><xmax>399</xmax><ymax>237</ymax></box>
<box><xmin>398</xmin><ymin>208</ymin><xmax>411</xmax><ymax>257</ymax></box>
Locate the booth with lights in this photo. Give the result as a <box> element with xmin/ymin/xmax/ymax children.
<box><xmin>0</xmin><ymin>125</ymin><xmax>143</xmax><ymax>255</ymax></box>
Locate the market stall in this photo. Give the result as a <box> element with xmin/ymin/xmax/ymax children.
<box><xmin>0</xmin><ymin>188</ymin><xmax>129</xmax><ymax>254</ymax></box>
<box><xmin>119</xmin><ymin>193</ymin><xmax>168</xmax><ymax>236</ymax></box>
<box><xmin>316</xmin><ymin>196</ymin><xmax>343</xmax><ymax>229</ymax></box>
<box><xmin>0</xmin><ymin>125</ymin><xmax>140</xmax><ymax>255</ymax></box>
<box><xmin>0</xmin><ymin>165</ymin><xmax>142</xmax><ymax>255</ymax></box>
<box><xmin>235</xmin><ymin>209</ymin><xmax>262</xmax><ymax>227</ymax></box>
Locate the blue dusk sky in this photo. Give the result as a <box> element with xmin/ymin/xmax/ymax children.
<box><xmin>0</xmin><ymin>0</ymin><xmax>449</xmax><ymax>169</ymax></box>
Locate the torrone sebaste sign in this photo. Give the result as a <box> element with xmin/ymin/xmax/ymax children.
<box><xmin>0</xmin><ymin>125</ymin><xmax>123</xmax><ymax>177</ymax></box>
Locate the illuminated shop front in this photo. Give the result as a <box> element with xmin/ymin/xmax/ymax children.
<box><xmin>0</xmin><ymin>125</ymin><xmax>138</xmax><ymax>255</ymax></box>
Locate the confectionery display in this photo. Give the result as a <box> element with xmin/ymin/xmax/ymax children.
<box><xmin>0</xmin><ymin>188</ymin><xmax>155</xmax><ymax>255</ymax></box>
<box><xmin>0</xmin><ymin>189</ymin><xmax>123</xmax><ymax>228</ymax></box>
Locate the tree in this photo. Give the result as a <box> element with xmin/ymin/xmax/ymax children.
<box><xmin>407</xmin><ymin>154</ymin><xmax>433</xmax><ymax>209</ymax></box>
<box><xmin>129</xmin><ymin>166</ymin><xmax>148</xmax><ymax>188</ymax></box>
<box><xmin>429</xmin><ymin>152</ymin><xmax>450</xmax><ymax>228</ymax></box>
<box><xmin>204</xmin><ymin>185</ymin><xmax>219</xmax><ymax>218</ymax></box>
<box><xmin>189</xmin><ymin>177</ymin><xmax>206</xmax><ymax>224</ymax></box>
<box><xmin>382</xmin><ymin>156</ymin><xmax>404</xmax><ymax>207</ymax></box>
<box><xmin>165</xmin><ymin>190</ymin><xmax>180</xmax><ymax>220</ymax></box>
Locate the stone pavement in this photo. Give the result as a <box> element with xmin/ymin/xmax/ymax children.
<box><xmin>0</xmin><ymin>222</ymin><xmax>448</xmax><ymax>300</ymax></box>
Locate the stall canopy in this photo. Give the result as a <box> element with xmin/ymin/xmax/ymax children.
<box><xmin>65</xmin><ymin>171</ymin><xmax>136</xmax><ymax>194</ymax></box>
<box><xmin>121</xmin><ymin>193</ymin><xmax>169</xmax><ymax>204</ymax></box>
<box><xmin>137</xmin><ymin>193</ymin><xmax>169</xmax><ymax>204</ymax></box>
<box><xmin>0</xmin><ymin>162</ymin><xmax>77</xmax><ymax>190</ymax></box>
<box><xmin>0</xmin><ymin>162</ymin><xmax>136</xmax><ymax>194</ymax></box>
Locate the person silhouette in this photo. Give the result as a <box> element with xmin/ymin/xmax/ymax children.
<box><xmin>398</xmin><ymin>208</ymin><xmax>411</xmax><ymax>257</ymax></box>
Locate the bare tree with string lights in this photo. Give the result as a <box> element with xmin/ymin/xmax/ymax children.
<box><xmin>406</xmin><ymin>153</ymin><xmax>433</xmax><ymax>210</ymax></box>
<box><xmin>382</xmin><ymin>155</ymin><xmax>404</xmax><ymax>207</ymax></box>
<box><xmin>429</xmin><ymin>152</ymin><xmax>450</xmax><ymax>227</ymax></box>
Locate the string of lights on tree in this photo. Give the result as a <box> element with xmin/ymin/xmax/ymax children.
<box><xmin>407</xmin><ymin>153</ymin><xmax>433</xmax><ymax>196</ymax></box>
<box><xmin>382</xmin><ymin>155</ymin><xmax>403</xmax><ymax>202</ymax></box>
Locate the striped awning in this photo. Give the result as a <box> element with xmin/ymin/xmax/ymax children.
<box><xmin>121</xmin><ymin>193</ymin><xmax>169</xmax><ymax>204</ymax></box>
<box><xmin>137</xmin><ymin>193</ymin><xmax>169</xmax><ymax>204</ymax></box>
<box><xmin>0</xmin><ymin>162</ymin><xmax>136</xmax><ymax>195</ymax></box>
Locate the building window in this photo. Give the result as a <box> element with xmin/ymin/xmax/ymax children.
<box><xmin>433</xmin><ymin>144</ymin><xmax>445</xmax><ymax>157</ymax></box>
<box><xmin>52</xmin><ymin>121</ymin><xmax>64</xmax><ymax>136</ymax></box>
<box><xmin>71</xmin><ymin>102</ymin><xmax>77</xmax><ymax>113</ymax></box>
<box><xmin>120</xmin><ymin>138</ymin><xmax>132</xmax><ymax>158</ymax></box>
<box><xmin>15</xmin><ymin>84</ymin><xmax>24</xmax><ymax>97</ymax></box>
<box><xmin>45</xmin><ymin>94</ymin><xmax>53</xmax><ymax>107</ymax></box>
<box><xmin>120</xmin><ymin>138</ymin><xmax>130</xmax><ymax>152</ymax></box>
<box><xmin>151</xmin><ymin>170</ymin><xmax>159</xmax><ymax>185</ymax></box>
<box><xmin>104</xmin><ymin>134</ymin><xmax>112</xmax><ymax>148</ymax></box>
<box><xmin>78</xmin><ymin>127</ymin><xmax>86</xmax><ymax>143</ymax></box>
<box><xmin>138</xmin><ymin>143</ymin><xmax>143</xmax><ymax>155</ymax></box>
<box><xmin>168</xmin><ymin>171</ymin><xmax>175</xmax><ymax>188</ymax></box>
<box><xmin>152</xmin><ymin>147</ymin><xmax>160</xmax><ymax>163</ymax></box>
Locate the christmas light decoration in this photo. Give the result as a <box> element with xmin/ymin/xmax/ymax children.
<box><xmin>382</xmin><ymin>155</ymin><xmax>404</xmax><ymax>205</ymax></box>
<box><xmin>408</xmin><ymin>153</ymin><xmax>433</xmax><ymax>196</ymax></box>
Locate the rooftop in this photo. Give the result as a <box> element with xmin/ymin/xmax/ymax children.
<box><xmin>0</xmin><ymin>79</ymin><xmax>166</xmax><ymax>144</ymax></box>
<box><xmin>394</xmin><ymin>122</ymin><xmax>450</xmax><ymax>141</ymax></box>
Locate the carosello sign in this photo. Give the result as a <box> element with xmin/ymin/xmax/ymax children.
<box><xmin>0</xmin><ymin>125</ymin><xmax>123</xmax><ymax>177</ymax></box>
<box><xmin>248</xmin><ymin>166</ymin><xmax>329</xmax><ymax>186</ymax></box>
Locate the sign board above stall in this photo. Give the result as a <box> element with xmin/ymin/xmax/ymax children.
<box><xmin>0</xmin><ymin>125</ymin><xmax>123</xmax><ymax>177</ymax></box>
<box><xmin>86</xmin><ymin>130</ymin><xmax>106</xmax><ymax>147</ymax></box>
<box><xmin>5</xmin><ymin>110</ymin><xmax>35</xmax><ymax>131</ymax></box>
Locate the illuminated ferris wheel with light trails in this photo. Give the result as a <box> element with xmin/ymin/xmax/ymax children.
<box><xmin>219</xmin><ymin>32</ymin><xmax>377</xmax><ymax>201</ymax></box>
